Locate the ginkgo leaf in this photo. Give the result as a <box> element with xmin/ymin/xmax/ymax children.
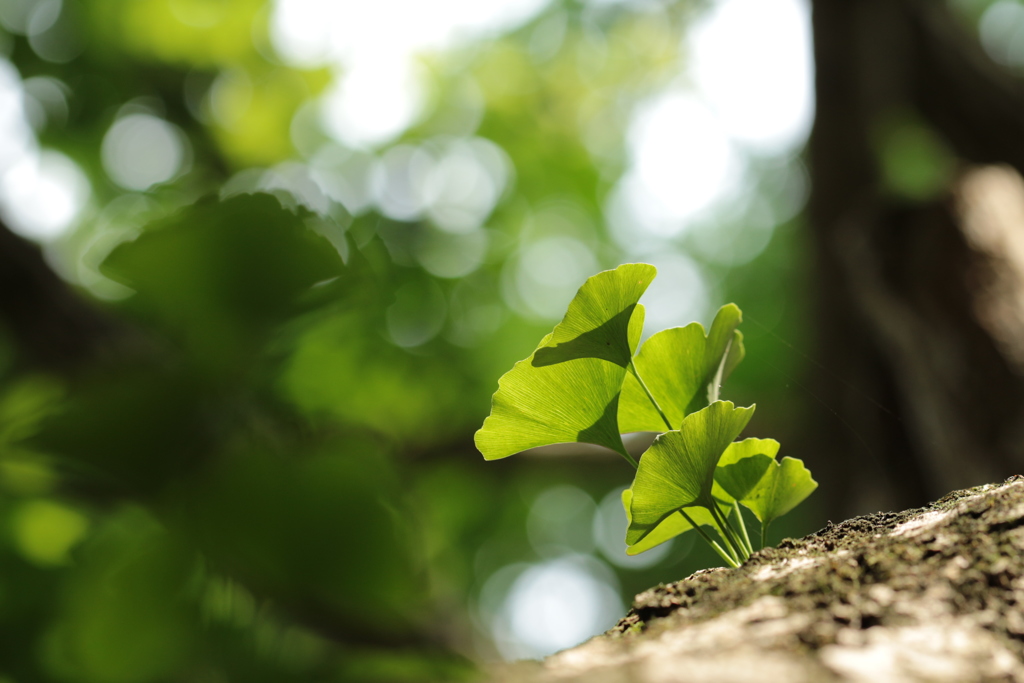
<box><xmin>743</xmin><ymin>456</ymin><xmax>818</xmax><ymax>530</ymax></box>
<box><xmin>626</xmin><ymin>401</ymin><xmax>754</xmax><ymax>545</ymax></box>
<box><xmin>712</xmin><ymin>438</ymin><xmax>780</xmax><ymax>503</ymax></box>
<box><xmin>621</xmin><ymin>488</ymin><xmax>721</xmax><ymax>555</ymax></box>
<box><xmin>618</xmin><ymin>304</ymin><xmax>745</xmax><ymax>433</ymax></box>
<box><xmin>475</xmin><ymin>263</ymin><xmax>656</xmax><ymax>460</ymax></box>
<box><xmin>625</xmin><ymin>438</ymin><xmax>779</xmax><ymax>554</ymax></box>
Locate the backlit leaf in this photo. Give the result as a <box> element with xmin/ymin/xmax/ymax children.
<box><xmin>626</xmin><ymin>401</ymin><xmax>754</xmax><ymax>545</ymax></box>
<box><xmin>713</xmin><ymin>438</ymin><xmax>780</xmax><ymax>503</ymax></box>
<box><xmin>475</xmin><ymin>264</ymin><xmax>656</xmax><ymax>460</ymax></box>
<box><xmin>743</xmin><ymin>456</ymin><xmax>818</xmax><ymax>529</ymax></box>
<box><xmin>618</xmin><ymin>304</ymin><xmax>745</xmax><ymax>433</ymax></box>
<box><xmin>621</xmin><ymin>487</ymin><xmax>719</xmax><ymax>555</ymax></box>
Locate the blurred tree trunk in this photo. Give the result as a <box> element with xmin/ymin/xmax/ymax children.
<box><xmin>806</xmin><ymin>0</ymin><xmax>1024</xmax><ymax>517</ymax></box>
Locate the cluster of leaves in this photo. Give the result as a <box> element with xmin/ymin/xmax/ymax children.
<box><xmin>476</xmin><ymin>264</ymin><xmax>817</xmax><ymax>566</ymax></box>
<box><xmin>1</xmin><ymin>193</ymin><xmax>488</xmax><ymax>682</ymax></box>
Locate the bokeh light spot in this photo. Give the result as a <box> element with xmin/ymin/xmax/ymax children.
<box><xmin>425</xmin><ymin>137</ymin><xmax>512</xmax><ymax>233</ymax></box>
<box><xmin>321</xmin><ymin>57</ymin><xmax>426</xmax><ymax>150</ymax></box>
<box><xmin>527</xmin><ymin>485</ymin><xmax>597</xmax><ymax>556</ymax></box>
<box><xmin>386</xmin><ymin>279</ymin><xmax>447</xmax><ymax>347</ymax></box>
<box><xmin>634</xmin><ymin>251</ymin><xmax>708</xmax><ymax>333</ymax></box>
<box><xmin>509</xmin><ymin>235</ymin><xmax>598</xmax><ymax>320</ymax></box>
<box><xmin>26</xmin><ymin>0</ymin><xmax>60</xmax><ymax>36</ymax></box>
<box><xmin>27</xmin><ymin>0</ymin><xmax>82</xmax><ymax>64</ymax></box>
<box><xmin>0</xmin><ymin>0</ymin><xmax>34</xmax><ymax>34</ymax></box>
<box><xmin>22</xmin><ymin>75</ymin><xmax>69</xmax><ymax>130</ymax></box>
<box><xmin>980</xmin><ymin>0</ymin><xmax>1024</xmax><ymax>68</ymax></box>
<box><xmin>593</xmin><ymin>487</ymin><xmax>680</xmax><ymax>569</ymax></box>
<box><xmin>310</xmin><ymin>145</ymin><xmax>377</xmax><ymax>215</ymax></box>
<box><xmin>0</xmin><ymin>149</ymin><xmax>90</xmax><ymax>240</ymax></box>
<box><xmin>11</xmin><ymin>499</ymin><xmax>89</xmax><ymax>566</ymax></box>
<box><xmin>272</xmin><ymin>0</ymin><xmax>551</xmax><ymax>147</ymax></box>
<box><xmin>101</xmin><ymin>113</ymin><xmax>189</xmax><ymax>191</ymax></box>
<box><xmin>372</xmin><ymin>144</ymin><xmax>434</xmax><ymax>221</ymax></box>
<box><xmin>691</xmin><ymin>0</ymin><xmax>813</xmax><ymax>154</ymax></box>
<box><xmin>416</xmin><ymin>227</ymin><xmax>489</xmax><ymax>279</ymax></box>
<box><xmin>689</xmin><ymin>198</ymin><xmax>778</xmax><ymax>268</ymax></box>
<box><xmin>611</xmin><ymin>93</ymin><xmax>742</xmax><ymax>242</ymax></box>
<box><xmin>489</xmin><ymin>556</ymin><xmax>622</xmax><ymax>659</ymax></box>
<box><xmin>208</xmin><ymin>68</ymin><xmax>253</xmax><ymax>128</ymax></box>
<box><xmin>0</xmin><ymin>59</ymin><xmax>33</xmax><ymax>173</ymax></box>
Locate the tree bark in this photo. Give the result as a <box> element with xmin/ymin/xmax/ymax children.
<box><xmin>806</xmin><ymin>0</ymin><xmax>1024</xmax><ymax>517</ymax></box>
<box><xmin>0</xmin><ymin>219</ymin><xmax>135</xmax><ymax>373</ymax></box>
<box><xmin>494</xmin><ymin>477</ymin><xmax>1024</xmax><ymax>682</ymax></box>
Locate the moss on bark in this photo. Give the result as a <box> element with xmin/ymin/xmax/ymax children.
<box><xmin>495</xmin><ymin>477</ymin><xmax>1024</xmax><ymax>682</ymax></box>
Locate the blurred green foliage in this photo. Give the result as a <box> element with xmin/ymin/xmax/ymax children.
<box><xmin>0</xmin><ymin>0</ymin><xmax>826</xmax><ymax>680</ymax></box>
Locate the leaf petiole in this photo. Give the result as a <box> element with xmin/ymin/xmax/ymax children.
<box><xmin>628</xmin><ymin>360</ymin><xmax>673</xmax><ymax>431</ymax></box>
<box><xmin>708</xmin><ymin>500</ymin><xmax>748</xmax><ymax>562</ymax></box>
<box><xmin>707</xmin><ymin>337</ymin><xmax>733</xmax><ymax>404</ymax></box>
<box><xmin>733</xmin><ymin>500</ymin><xmax>754</xmax><ymax>554</ymax></box>
<box><xmin>680</xmin><ymin>508</ymin><xmax>739</xmax><ymax>568</ymax></box>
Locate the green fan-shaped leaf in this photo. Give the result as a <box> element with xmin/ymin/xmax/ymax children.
<box><xmin>621</xmin><ymin>488</ymin><xmax>720</xmax><ymax>555</ymax></box>
<box><xmin>712</xmin><ymin>438</ymin><xmax>780</xmax><ymax>503</ymax></box>
<box><xmin>743</xmin><ymin>456</ymin><xmax>818</xmax><ymax>529</ymax></box>
<box><xmin>626</xmin><ymin>401</ymin><xmax>754</xmax><ymax>545</ymax></box>
<box><xmin>475</xmin><ymin>263</ymin><xmax>657</xmax><ymax>460</ymax></box>
<box><xmin>618</xmin><ymin>304</ymin><xmax>746</xmax><ymax>433</ymax></box>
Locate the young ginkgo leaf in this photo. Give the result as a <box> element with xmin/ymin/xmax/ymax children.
<box><xmin>621</xmin><ymin>488</ymin><xmax>723</xmax><ymax>555</ymax></box>
<box><xmin>742</xmin><ymin>456</ymin><xmax>818</xmax><ymax>530</ymax></box>
<box><xmin>475</xmin><ymin>263</ymin><xmax>656</xmax><ymax>460</ymax></box>
<box><xmin>618</xmin><ymin>305</ymin><xmax>745</xmax><ymax>433</ymax></box>
<box><xmin>712</xmin><ymin>438</ymin><xmax>780</xmax><ymax>503</ymax></box>
<box><xmin>626</xmin><ymin>401</ymin><xmax>754</xmax><ymax>545</ymax></box>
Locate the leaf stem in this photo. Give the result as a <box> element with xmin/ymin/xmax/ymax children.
<box><xmin>761</xmin><ymin>521</ymin><xmax>769</xmax><ymax>551</ymax></box>
<box><xmin>620</xmin><ymin>451</ymin><xmax>639</xmax><ymax>470</ymax></box>
<box><xmin>732</xmin><ymin>500</ymin><xmax>754</xmax><ymax>555</ymax></box>
<box><xmin>701</xmin><ymin>503</ymin><xmax>741</xmax><ymax>564</ymax></box>
<box><xmin>679</xmin><ymin>509</ymin><xmax>739</xmax><ymax>568</ymax></box>
<box><xmin>707</xmin><ymin>337</ymin><xmax>733</xmax><ymax>404</ymax></box>
<box><xmin>708</xmin><ymin>502</ymin><xmax>747</xmax><ymax>562</ymax></box>
<box><xmin>628</xmin><ymin>360</ymin><xmax>673</xmax><ymax>431</ymax></box>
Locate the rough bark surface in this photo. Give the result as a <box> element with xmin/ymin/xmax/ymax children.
<box><xmin>495</xmin><ymin>477</ymin><xmax>1024</xmax><ymax>682</ymax></box>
